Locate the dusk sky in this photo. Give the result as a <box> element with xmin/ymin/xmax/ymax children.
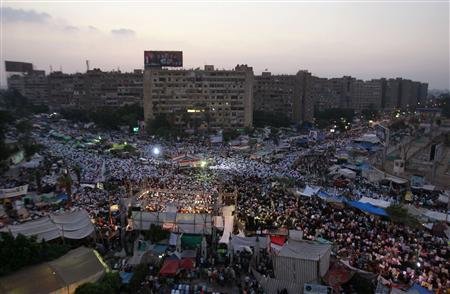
<box><xmin>1</xmin><ymin>1</ymin><xmax>449</xmax><ymax>89</ymax></box>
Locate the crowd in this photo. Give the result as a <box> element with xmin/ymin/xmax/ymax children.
<box><xmin>234</xmin><ymin>175</ymin><xmax>449</xmax><ymax>290</ymax></box>
<box><xmin>1</xmin><ymin>115</ymin><xmax>448</xmax><ymax>292</ymax></box>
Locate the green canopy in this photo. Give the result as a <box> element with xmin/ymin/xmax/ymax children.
<box><xmin>181</xmin><ymin>234</ymin><xmax>202</xmax><ymax>249</ymax></box>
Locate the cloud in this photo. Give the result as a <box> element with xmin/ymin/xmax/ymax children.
<box><xmin>111</xmin><ymin>28</ymin><xmax>135</xmax><ymax>37</ymax></box>
<box><xmin>88</xmin><ymin>25</ymin><xmax>98</xmax><ymax>31</ymax></box>
<box><xmin>64</xmin><ymin>25</ymin><xmax>79</xmax><ymax>32</ymax></box>
<box><xmin>2</xmin><ymin>7</ymin><xmax>51</xmax><ymax>23</ymax></box>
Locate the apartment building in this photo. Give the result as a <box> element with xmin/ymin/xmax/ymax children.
<box><xmin>351</xmin><ymin>79</ymin><xmax>383</xmax><ymax>112</ymax></box>
<box><xmin>253</xmin><ymin>70</ymin><xmax>315</xmax><ymax>124</ymax></box>
<box><xmin>7</xmin><ymin>68</ymin><xmax>143</xmax><ymax>109</ymax></box>
<box><xmin>7</xmin><ymin>70</ymin><xmax>49</xmax><ymax>105</ymax></box>
<box><xmin>143</xmin><ymin>65</ymin><xmax>254</xmax><ymax>130</ymax></box>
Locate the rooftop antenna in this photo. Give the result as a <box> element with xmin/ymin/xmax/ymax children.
<box><xmin>86</xmin><ymin>60</ymin><xmax>90</xmax><ymax>72</ymax></box>
<box><xmin>49</xmin><ymin>65</ymin><xmax>53</xmax><ymax>73</ymax></box>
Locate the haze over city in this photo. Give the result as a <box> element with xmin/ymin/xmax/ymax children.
<box><xmin>1</xmin><ymin>1</ymin><xmax>449</xmax><ymax>89</ymax></box>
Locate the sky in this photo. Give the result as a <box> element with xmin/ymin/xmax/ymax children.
<box><xmin>0</xmin><ymin>1</ymin><xmax>449</xmax><ymax>89</ymax></box>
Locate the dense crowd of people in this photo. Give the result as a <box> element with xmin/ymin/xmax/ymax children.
<box><xmin>1</xmin><ymin>115</ymin><xmax>448</xmax><ymax>293</ymax></box>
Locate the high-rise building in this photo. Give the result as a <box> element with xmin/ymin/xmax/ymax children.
<box><xmin>418</xmin><ymin>83</ymin><xmax>428</xmax><ymax>105</ymax></box>
<box><xmin>310</xmin><ymin>76</ymin><xmax>340</xmax><ymax>113</ymax></box>
<box><xmin>143</xmin><ymin>65</ymin><xmax>254</xmax><ymax>130</ymax></box>
<box><xmin>7</xmin><ymin>70</ymin><xmax>48</xmax><ymax>105</ymax></box>
<box><xmin>7</xmin><ymin>68</ymin><xmax>143</xmax><ymax>109</ymax></box>
<box><xmin>328</xmin><ymin>76</ymin><xmax>355</xmax><ymax>109</ymax></box>
<box><xmin>351</xmin><ymin>79</ymin><xmax>383</xmax><ymax>112</ymax></box>
<box><xmin>253</xmin><ymin>72</ymin><xmax>297</xmax><ymax>122</ymax></box>
<box><xmin>253</xmin><ymin>70</ymin><xmax>315</xmax><ymax>124</ymax></box>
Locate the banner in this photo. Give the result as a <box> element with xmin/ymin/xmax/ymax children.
<box><xmin>0</xmin><ymin>185</ymin><xmax>29</xmax><ymax>199</ymax></box>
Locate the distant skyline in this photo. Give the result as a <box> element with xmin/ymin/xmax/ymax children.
<box><xmin>1</xmin><ymin>1</ymin><xmax>449</xmax><ymax>89</ymax></box>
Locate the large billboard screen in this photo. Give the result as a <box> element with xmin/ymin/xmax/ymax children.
<box><xmin>144</xmin><ymin>51</ymin><xmax>182</xmax><ymax>68</ymax></box>
<box><xmin>5</xmin><ymin>61</ymin><xmax>33</xmax><ymax>73</ymax></box>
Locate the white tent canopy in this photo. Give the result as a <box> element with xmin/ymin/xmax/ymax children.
<box><xmin>338</xmin><ymin>168</ymin><xmax>356</xmax><ymax>179</ymax></box>
<box><xmin>0</xmin><ymin>209</ymin><xmax>94</xmax><ymax>241</ymax></box>
<box><xmin>299</xmin><ymin>186</ymin><xmax>320</xmax><ymax>197</ymax></box>
<box><xmin>359</xmin><ymin>196</ymin><xmax>392</xmax><ymax>208</ymax></box>
<box><xmin>229</xmin><ymin>235</ymin><xmax>267</xmax><ymax>253</ymax></box>
<box><xmin>423</xmin><ymin>210</ymin><xmax>450</xmax><ymax>223</ymax></box>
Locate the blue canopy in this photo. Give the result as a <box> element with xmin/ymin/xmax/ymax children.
<box><xmin>55</xmin><ymin>193</ymin><xmax>68</xmax><ymax>202</ymax></box>
<box><xmin>318</xmin><ymin>190</ymin><xmax>344</xmax><ymax>202</ymax></box>
<box><xmin>346</xmin><ymin>200</ymin><xmax>388</xmax><ymax>217</ymax></box>
<box><xmin>409</xmin><ymin>283</ymin><xmax>433</xmax><ymax>294</ymax></box>
<box><xmin>119</xmin><ymin>271</ymin><xmax>133</xmax><ymax>284</ymax></box>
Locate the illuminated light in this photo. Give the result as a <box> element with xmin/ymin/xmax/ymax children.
<box><xmin>417</xmin><ymin>262</ymin><xmax>421</xmax><ymax>268</ymax></box>
<box><xmin>330</xmin><ymin>129</ymin><xmax>335</xmax><ymax>133</ymax></box>
<box><xmin>94</xmin><ymin>249</ymin><xmax>111</xmax><ymax>272</ymax></box>
<box><xmin>187</xmin><ymin>109</ymin><xmax>201</xmax><ymax>113</ymax></box>
<box><xmin>369</xmin><ymin>120</ymin><xmax>373</xmax><ymax>124</ymax></box>
<box><xmin>98</xmin><ymin>136</ymin><xmax>102</xmax><ymax>140</ymax></box>
<box><xmin>124</xmin><ymin>142</ymin><xmax>127</xmax><ymax>145</ymax></box>
<box><xmin>153</xmin><ymin>147</ymin><xmax>160</xmax><ymax>155</ymax></box>
<box><xmin>110</xmin><ymin>204</ymin><xmax>119</xmax><ymax>212</ymax></box>
<box><xmin>395</xmin><ymin>113</ymin><xmax>400</xmax><ymax>118</ymax></box>
<box><xmin>200</xmin><ymin>160</ymin><xmax>207</xmax><ymax>168</ymax></box>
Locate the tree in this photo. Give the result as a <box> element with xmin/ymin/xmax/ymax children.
<box><xmin>73</xmin><ymin>164</ymin><xmax>82</xmax><ymax>183</ymax></box>
<box><xmin>16</xmin><ymin>119</ymin><xmax>33</xmax><ymax>135</ymax></box>
<box><xmin>361</xmin><ymin>104</ymin><xmax>379</xmax><ymax>120</ymax></box>
<box><xmin>223</xmin><ymin>129</ymin><xmax>239</xmax><ymax>142</ymax></box>
<box><xmin>58</xmin><ymin>173</ymin><xmax>73</xmax><ymax>205</ymax></box>
<box><xmin>253</xmin><ymin>111</ymin><xmax>291</xmax><ymax>128</ymax></box>
<box><xmin>34</xmin><ymin>169</ymin><xmax>42</xmax><ymax>192</ymax></box>
<box><xmin>0</xmin><ymin>233</ymin><xmax>69</xmax><ymax>276</ymax></box>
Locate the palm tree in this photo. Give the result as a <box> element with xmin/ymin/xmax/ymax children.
<box><xmin>73</xmin><ymin>164</ymin><xmax>82</xmax><ymax>184</ymax></box>
<box><xmin>58</xmin><ymin>172</ymin><xmax>73</xmax><ymax>205</ymax></box>
<box><xmin>34</xmin><ymin>170</ymin><xmax>42</xmax><ymax>192</ymax></box>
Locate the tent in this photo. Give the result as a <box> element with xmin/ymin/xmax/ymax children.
<box><xmin>358</xmin><ymin>196</ymin><xmax>391</xmax><ymax>208</ymax></box>
<box><xmin>299</xmin><ymin>186</ymin><xmax>320</xmax><ymax>197</ymax></box>
<box><xmin>119</xmin><ymin>272</ymin><xmax>133</xmax><ymax>284</ymax></box>
<box><xmin>181</xmin><ymin>234</ymin><xmax>202</xmax><ymax>249</ymax></box>
<box><xmin>1</xmin><ymin>209</ymin><xmax>94</xmax><ymax>241</ymax></box>
<box><xmin>346</xmin><ymin>200</ymin><xmax>388</xmax><ymax>217</ymax></box>
<box><xmin>273</xmin><ymin>240</ymin><xmax>331</xmax><ymax>287</ymax></box>
<box><xmin>338</xmin><ymin>168</ymin><xmax>356</xmax><ymax>179</ymax></box>
<box><xmin>422</xmin><ymin>210</ymin><xmax>450</xmax><ymax>223</ymax></box>
<box><xmin>229</xmin><ymin>235</ymin><xmax>268</xmax><ymax>253</ymax></box>
<box><xmin>159</xmin><ymin>258</ymin><xmax>195</xmax><ymax>277</ymax></box>
<box><xmin>159</xmin><ymin>259</ymin><xmax>179</xmax><ymax>276</ymax></box>
<box><xmin>0</xmin><ymin>247</ymin><xmax>107</xmax><ymax>294</ymax></box>
<box><xmin>408</xmin><ymin>283</ymin><xmax>433</xmax><ymax>294</ymax></box>
<box><xmin>270</xmin><ymin>235</ymin><xmax>286</xmax><ymax>246</ymax></box>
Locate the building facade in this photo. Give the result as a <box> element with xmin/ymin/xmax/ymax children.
<box><xmin>253</xmin><ymin>70</ymin><xmax>316</xmax><ymax>124</ymax></box>
<box><xmin>351</xmin><ymin>79</ymin><xmax>383</xmax><ymax>112</ymax></box>
<box><xmin>143</xmin><ymin>65</ymin><xmax>254</xmax><ymax>130</ymax></box>
<box><xmin>7</xmin><ymin>68</ymin><xmax>143</xmax><ymax>109</ymax></box>
<box><xmin>7</xmin><ymin>70</ymin><xmax>49</xmax><ymax>105</ymax></box>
